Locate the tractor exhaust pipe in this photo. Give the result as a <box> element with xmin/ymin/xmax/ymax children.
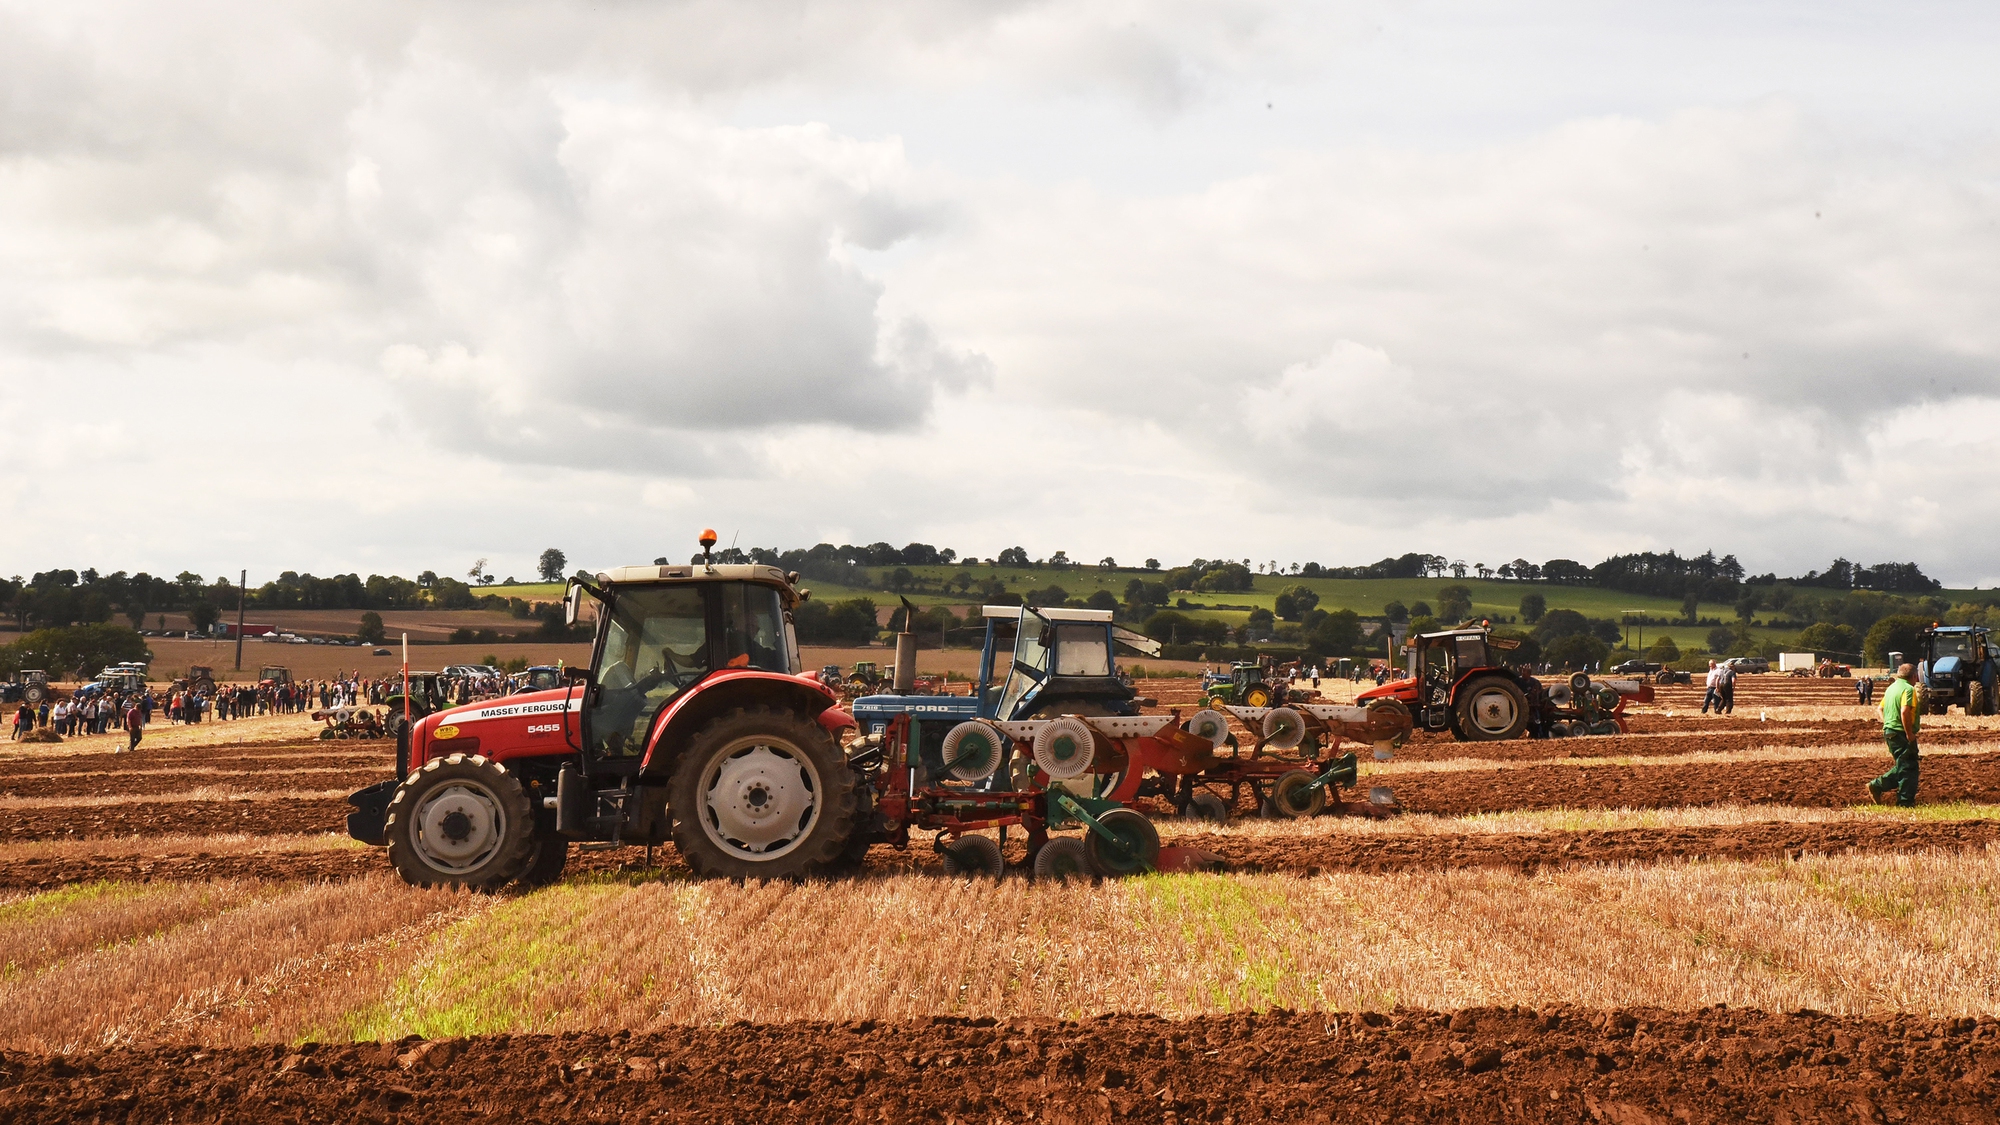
<box><xmin>894</xmin><ymin>597</ymin><xmax>918</xmax><ymax>693</ymax></box>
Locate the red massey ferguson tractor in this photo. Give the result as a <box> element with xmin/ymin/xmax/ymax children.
<box><xmin>1355</xmin><ymin>625</ymin><xmax>1650</xmax><ymax>741</ymax></box>
<box><xmin>345</xmin><ymin>546</ymin><xmax>868</xmax><ymax>888</ymax></box>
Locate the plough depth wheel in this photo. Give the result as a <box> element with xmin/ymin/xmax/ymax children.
<box><xmin>1084</xmin><ymin>808</ymin><xmax>1160</xmax><ymax>877</ymax></box>
<box><xmin>1269</xmin><ymin>769</ymin><xmax>1326</xmax><ymax>819</ymax></box>
<box><xmin>1033</xmin><ymin>837</ymin><xmax>1092</xmax><ymax>882</ymax></box>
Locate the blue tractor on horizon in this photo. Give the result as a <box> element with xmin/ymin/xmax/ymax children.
<box><xmin>1920</xmin><ymin>624</ymin><xmax>1995</xmax><ymax>715</ymax></box>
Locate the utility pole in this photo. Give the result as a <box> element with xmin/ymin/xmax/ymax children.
<box><xmin>234</xmin><ymin>570</ymin><xmax>247</xmax><ymax>672</ymax></box>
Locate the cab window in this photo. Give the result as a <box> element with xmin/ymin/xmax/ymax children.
<box><xmin>1053</xmin><ymin>624</ymin><xmax>1110</xmax><ymax>676</ymax></box>
<box><xmin>720</xmin><ymin>583</ymin><xmax>789</xmax><ymax>672</ymax></box>
<box><xmin>589</xmin><ymin>586</ymin><xmax>711</xmax><ymax>758</ymax></box>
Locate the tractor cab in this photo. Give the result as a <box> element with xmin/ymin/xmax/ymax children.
<box><xmin>981</xmin><ymin>605</ymin><xmax>1159</xmax><ymax>720</ymax></box>
<box><xmin>258</xmin><ymin>666</ymin><xmax>291</xmax><ymax>686</ymax></box>
<box><xmin>517</xmin><ymin>665</ymin><xmax>563</xmax><ymax>693</ymax></box>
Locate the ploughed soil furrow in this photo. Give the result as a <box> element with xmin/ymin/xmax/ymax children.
<box><xmin>0</xmin><ymin>768</ymin><xmax>384</xmax><ymax>799</ymax></box>
<box><xmin>0</xmin><ymin>744</ymin><xmax>384</xmax><ymax>780</ymax></box>
<box><xmin>1385</xmin><ymin>724</ymin><xmax>2000</xmax><ymax>763</ymax></box>
<box><xmin>6</xmin><ymin>818</ymin><xmax>1993</xmax><ymax>890</ymax></box>
<box><xmin>2</xmin><ymin>1007</ymin><xmax>1995</xmax><ymax>1124</ymax></box>
<box><xmin>1196</xmin><ymin>818</ymin><xmax>2000</xmax><ymax>875</ymax></box>
<box><xmin>1399</xmin><ymin>751</ymin><xmax>2000</xmax><ymax>815</ymax></box>
<box><xmin>0</xmin><ymin>797</ymin><xmax>348</xmax><ymax>842</ymax></box>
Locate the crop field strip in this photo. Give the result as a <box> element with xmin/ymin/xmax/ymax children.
<box><xmin>5</xmin><ymin>849</ymin><xmax>2000</xmax><ymax>1055</ymax></box>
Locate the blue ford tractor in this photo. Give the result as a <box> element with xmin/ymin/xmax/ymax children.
<box><xmin>1920</xmin><ymin>624</ymin><xmax>1995</xmax><ymax>715</ymax></box>
<box><xmin>849</xmin><ymin>605</ymin><xmax>1161</xmax><ymax>786</ymax></box>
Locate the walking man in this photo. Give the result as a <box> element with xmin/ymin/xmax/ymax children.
<box><xmin>1718</xmin><ymin>660</ymin><xmax>1737</xmax><ymax>715</ymax></box>
<box><xmin>1869</xmin><ymin>663</ymin><xmax>1921</xmax><ymax>807</ymax></box>
<box><xmin>1701</xmin><ymin>660</ymin><xmax>1722</xmax><ymax>714</ymax></box>
<box><xmin>122</xmin><ymin>697</ymin><xmax>144</xmax><ymax>754</ymax></box>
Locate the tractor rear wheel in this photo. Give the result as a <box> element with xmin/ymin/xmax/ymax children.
<box><xmin>1454</xmin><ymin>677</ymin><xmax>1528</xmax><ymax>741</ymax></box>
<box><xmin>1269</xmin><ymin>769</ymin><xmax>1326</xmax><ymax>819</ymax></box>
<box><xmin>1969</xmin><ymin>681</ymin><xmax>1990</xmax><ymax>717</ymax></box>
<box><xmin>384</xmin><ymin>754</ymin><xmax>536</xmax><ymax>890</ymax></box>
<box><xmin>668</xmin><ymin>706</ymin><xmax>859</xmax><ymax>880</ymax></box>
<box><xmin>22</xmin><ymin>683</ymin><xmax>44</xmax><ymax>705</ymax></box>
<box><xmin>1243</xmin><ymin>685</ymin><xmax>1274</xmax><ymax>708</ymax></box>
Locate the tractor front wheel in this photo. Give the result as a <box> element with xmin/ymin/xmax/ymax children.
<box><xmin>1454</xmin><ymin>678</ymin><xmax>1528</xmax><ymax>741</ymax></box>
<box><xmin>1243</xmin><ymin>686</ymin><xmax>1274</xmax><ymax>708</ymax></box>
<box><xmin>384</xmin><ymin>754</ymin><xmax>537</xmax><ymax>890</ymax></box>
<box><xmin>668</xmin><ymin>707</ymin><xmax>859</xmax><ymax>880</ymax></box>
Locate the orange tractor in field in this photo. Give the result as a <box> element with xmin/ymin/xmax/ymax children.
<box><xmin>1356</xmin><ymin>625</ymin><xmax>1650</xmax><ymax>740</ymax></box>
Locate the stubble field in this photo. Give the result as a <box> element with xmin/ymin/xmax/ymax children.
<box><xmin>2</xmin><ymin>674</ymin><xmax>1998</xmax><ymax>1121</ymax></box>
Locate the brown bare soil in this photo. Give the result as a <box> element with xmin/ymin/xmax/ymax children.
<box><xmin>0</xmin><ymin>797</ymin><xmax>347</xmax><ymax>841</ymax></box>
<box><xmin>1399</xmin><ymin>750</ymin><xmax>2000</xmax><ymax>816</ymax></box>
<box><xmin>1197</xmin><ymin>817</ymin><xmax>2000</xmax><ymax>874</ymax></box>
<box><xmin>1</xmin><ymin>1006</ymin><xmax>1995</xmax><ymax>1124</ymax></box>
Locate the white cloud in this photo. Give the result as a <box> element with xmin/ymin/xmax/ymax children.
<box><xmin>1</xmin><ymin>1</ymin><xmax>1998</xmax><ymax>584</ymax></box>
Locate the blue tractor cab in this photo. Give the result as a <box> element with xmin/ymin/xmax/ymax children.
<box><xmin>1920</xmin><ymin>624</ymin><xmax>1994</xmax><ymax>715</ymax></box>
<box><xmin>850</xmin><ymin>605</ymin><xmax>1162</xmax><ymax>786</ymax></box>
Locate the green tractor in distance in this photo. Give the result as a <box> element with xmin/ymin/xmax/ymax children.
<box><xmin>1201</xmin><ymin>661</ymin><xmax>1283</xmax><ymax>709</ymax></box>
<box><xmin>848</xmin><ymin>661</ymin><xmax>884</xmax><ymax>691</ymax></box>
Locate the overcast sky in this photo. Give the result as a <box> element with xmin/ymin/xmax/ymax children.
<box><xmin>5</xmin><ymin>1</ymin><xmax>1998</xmax><ymax>586</ymax></box>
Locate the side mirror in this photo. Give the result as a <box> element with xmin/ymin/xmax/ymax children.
<box><xmin>564</xmin><ymin>666</ymin><xmax>592</xmax><ymax>685</ymax></box>
<box><xmin>564</xmin><ymin>582</ymin><xmax>583</xmax><ymax>626</ymax></box>
<box><xmin>1039</xmin><ymin>626</ymin><xmax>1057</xmax><ymax>650</ymax></box>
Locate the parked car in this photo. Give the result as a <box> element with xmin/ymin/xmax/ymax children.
<box><xmin>1725</xmin><ymin>656</ymin><xmax>1770</xmax><ymax>674</ymax></box>
<box><xmin>1610</xmin><ymin>659</ymin><xmax>1662</xmax><ymax>676</ymax></box>
<box><xmin>372</xmin><ymin>648</ymin><xmax>392</xmax><ymax>657</ymax></box>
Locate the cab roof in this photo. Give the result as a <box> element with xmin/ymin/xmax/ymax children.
<box><xmin>982</xmin><ymin>604</ymin><xmax>1113</xmax><ymax>622</ymax></box>
<box><xmin>597</xmin><ymin>563</ymin><xmax>800</xmax><ymax>603</ymax></box>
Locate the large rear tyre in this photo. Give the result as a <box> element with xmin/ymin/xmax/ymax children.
<box><xmin>22</xmin><ymin>684</ymin><xmax>44</xmax><ymax>705</ymax></box>
<box><xmin>1968</xmin><ymin>681</ymin><xmax>1990</xmax><ymax>717</ymax></box>
<box><xmin>1242</xmin><ymin>685</ymin><xmax>1274</xmax><ymax>708</ymax></box>
<box><xmin>668</xmin><ymin>706</ymin><xmax>859</xmax><ymax>880</ymax></box>
<box><xmin>1084</xmin><ymin>808</ymin><xmax>1160</xmax><ymax>877</ymax></box>
<box><xmin>1454</xmin><ymin>677</ymin><xmax>1528</xmax><ymax>741</ymax></box>
<box><xmin>384</xmin><ymin>754</ymin><xmax>536</xmax><ymax>890</ymax></box>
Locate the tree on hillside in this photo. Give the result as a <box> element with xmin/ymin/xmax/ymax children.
<box><xmin>358</xmin><ymin>612</ymin><xmax>386</xmax><ymax>644</ymax></box>
<box><xmin>1532</xmin><ymin>608</ymin><xmax>1589</xmax><ymax>642</ymax></box>
<box><xmin>1545</xmin><ymin>633</ymin><xmax>1609</xmax><ymax>670</ymax></box>
<box><xmin>1309</xmin><ymin>609</ymin><xmax>1362</xmax><ymax>656</ymax></box>
<box><xmin>1796</xmin><ymin>622</ymin><xmax>1859</xmax><ymax>658</ymax></box>
<box><xmin>538</xmin><ymin>549</ymin><xmax>567</xmax><ymax>582</ymax></box>
<box><xmin>1519</xmin><ymin>592</ymin><xmax>1546</xmax><ymax>624</ymax></box>
<box><xmin>1383</xmin><ymin>601</ymin><xmax>1408</xmax><ymax>624</ymax></box>
<box><xmin>1864</xmin><ymin>615</ymin><xmax>1931</xmax><ymax>667</ymax></box>
<box><xmin>1707</xmin><ymin>626</ymin><xmax>1739</xmax><ymax>653</ymax></box>
<box><xmin>1646</xmin><ymin>636</ymin><xmax>1681</xmax><ymax>664</ymax></box>
<box><xmin>998</xmin><ymin>547</ymin><xmax>1030</xmax><ymax>567</ymax></box>
<box><xmin>1273</xmin><ymin>584</ymin><xmax>1320</xmax><ymax>621</ymax></box>
<box><xmin>1437</xmin><ymin>585</ymin><xmax>1473</xmax><ymax>623</ymax></box>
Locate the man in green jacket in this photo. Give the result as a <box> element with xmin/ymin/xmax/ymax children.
<box><xmin>1869</xmin><ymin>663</ymin><xmax>1922</xmax><ymax>806</ymax></box>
